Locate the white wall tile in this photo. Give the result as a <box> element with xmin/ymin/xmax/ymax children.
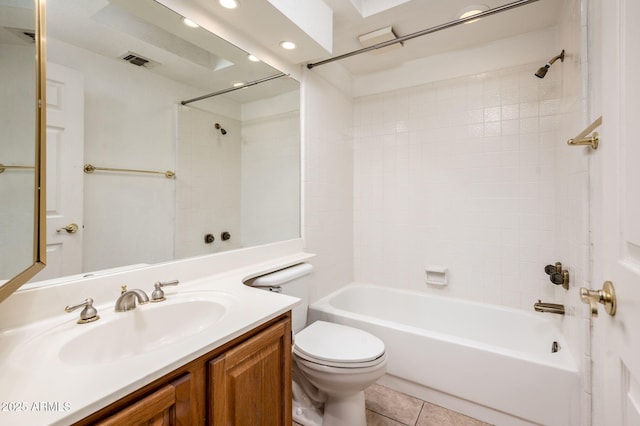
<box><xmin>303</xmin><ymin>70</ymin><xmax>355</xmax><ymax>301</ymax></box>
<box><xmin>353</xmin><ymin>63</ymin><xmax>563</xmax><ymax>308</ymax></box>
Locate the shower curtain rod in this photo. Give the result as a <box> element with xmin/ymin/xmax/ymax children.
<box><xmin>306</xmin><ymin>0</ymin><xmax>540</xmax><ymax>70</ymax></box>
<box><xmin>181</xmin><ymin>72</ymin><xmax>288</xmax><ymax>105</ymax></box>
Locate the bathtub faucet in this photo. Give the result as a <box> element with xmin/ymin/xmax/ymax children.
<box><xmin>534</xmin><ymin>300</ymin><xmax>565</xmax><ymax>315</ymax></box>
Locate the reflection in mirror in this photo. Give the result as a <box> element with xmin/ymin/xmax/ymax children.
<box><xmin>25</xmin><ymin>0</ymin><xmax>300</xmax><ymax>286</ymax></box>
<box><xmin>0</xmin><ymin>0</ymin><xmax>39</xmax><ymax>286</ymax></box>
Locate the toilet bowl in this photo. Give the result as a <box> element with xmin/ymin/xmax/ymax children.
<box><xmin>293</xmin><ymin>321</ymin><xmax>387</xmax><ymax>426</ymax></box>
<box><xmin>246</xmin><ymin>264</ymin><xmax>387</xmax><ymax>426</ymax></box>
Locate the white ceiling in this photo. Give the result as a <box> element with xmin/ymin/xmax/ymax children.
<box><xmin>195</xmin><ymin>0</ymin><xmax>562</xmax><ymax>76</ymax></box>
<box><xmin>318</xmin><ymin>0</ymin><xmax>562</xmax><ymax>75</ymax></box>
<box><xmin>43</xmin><ymin>0</ymin><xmax>299</xmax><ymax>104</ymax></box>
<box><xmin>40</xmin><ymin>0</ymin><xmax>562</xmax><ymax>99</ymax></box>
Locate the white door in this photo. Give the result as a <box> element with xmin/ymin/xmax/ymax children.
<box><xmin>33</xmin><ymin>62</ymin><xmax>84</xmax><ymax>281</ymax></box>
<box><xmin>592</xmin><ymin>0</ymin><xmax>640</xmax><ymax>424</ymax></box>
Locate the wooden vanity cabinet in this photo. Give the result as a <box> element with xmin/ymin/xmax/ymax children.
<box><xmin>209</xmin><ymin>318</ymin><xmax>292</xmax><ymax>425</ymax></box>
<box><xmin>74</xmin><ymin>313</ymin><xmax>291</xmax><ymax>426</ymax></box>
<box><xmin>93</xmin><ymin>374</ymin><xmax>194</xmax><ymax>426</ymax></box>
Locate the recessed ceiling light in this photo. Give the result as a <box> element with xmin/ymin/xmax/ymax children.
<box><xmin>280</xmin><ymin>41</ymin><xmax>296</xmax><ymax>50</ymax></box>
<box><xmin>182</xmin><ymin>18</ymin><xmax>199</xmax><ymax>28</ymax></box>
<box><xmin>459</xmin><ymin>4</ymin><xmax>489</xmax><ymax>23</ymax></box>
<box><xmin>248</xmin><ymin>54</ymin><xmax>260</xmax><ymax>62</ymax></box>
<box><xmin>219</xmin><ymin>0</ymin><xmax>239</xmax><ymax>9</ymax></box>
<box><xmin>232</xmin><ymin>81</ymin><xmax>246</xmax><ymax>88</ymax></box>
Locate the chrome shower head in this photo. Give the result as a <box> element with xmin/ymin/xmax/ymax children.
<box><xmin>535</xmin><ymin>49</ymin><xmax>565</xmax><ymax>79</ymax></box>
<box><xmin>535</xmin><ymin>65</ymin><xmax>549</xmax><ymax>78</ymax></box>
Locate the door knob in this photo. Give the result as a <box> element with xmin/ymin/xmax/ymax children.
<box><xmin>579</xmin><ymin>281</ymin><xmax>616</xmax><ymax>317</ymax></box>
<box><xmin>56</xmin><ymin>223</ymin><xmax>79</xmax><ymax>234</ymax></box>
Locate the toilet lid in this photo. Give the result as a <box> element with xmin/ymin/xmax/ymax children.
<box><xmin>293</xmin><ymin>321</ymin><xmax>385</xmax><ymax>364</ymax></box>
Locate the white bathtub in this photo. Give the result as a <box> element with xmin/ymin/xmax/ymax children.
<box><xmin>308</xmin><ymin>283</ymin><xmax>580</xmax><ymax>426</ymax></box>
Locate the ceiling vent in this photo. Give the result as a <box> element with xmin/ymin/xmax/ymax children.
<box><xmin>119</xmin><ymin>51</ymin><xmax>159</xmax><ymax>68</ymax></box>
<box><xmin>4</xmin><ymin>27</ymin><xmax>36</xmax><ymax>44</ymax></box>
<box><xmin>358</xmin><ymin>26</ymin><xmax>403</xmax><ymax>54</ymax></box>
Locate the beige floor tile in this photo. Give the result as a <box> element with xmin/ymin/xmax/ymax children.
<box><xmin>365</xmin><ymin>383</ymin><xmax>423</xmax><ymax>425</ymax></box>
<box><xmin>294</xmin><ymin>410</ymin><xmax>406</xmax><ymax>426</ymax></box>
<box><xmin>366</xmin><ymin>409</ymin><xmax>408</xmax><ymax>426</ymax></box>
<box><xmin>294</xmin><ymin>384</ymin><xmax>489</xmax><ymax>426</ymax></box>
<box><xmin>416</xmin><ymin>401</ymin><xmax>492</xmax><ymax>426</ymax></box>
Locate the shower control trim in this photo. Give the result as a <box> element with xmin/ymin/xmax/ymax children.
<box><xmin>544</xmin><ymin>262</ymin><xmax>569</xmax><ymax>290</ymax></box>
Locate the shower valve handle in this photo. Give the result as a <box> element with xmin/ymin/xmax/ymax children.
<box><xmin>545</xmin><ymin>262</ymin><xmax>569</xmax><ymax>289</ymax></box>
<box><xmin>550</xmin><ymin>272</ymin><xmax>568</xmax><ymax>286</ymax></box>
<box><xmin>544</xmin><ymin>262</ymin><xmax>562</xmax><ymax>275</ymax></box>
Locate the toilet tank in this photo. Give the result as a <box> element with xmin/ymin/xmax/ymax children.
<box><xmin>245</xmin><ymin>263</ymin><xmax>313</xmax><ymax>333</ymax></box>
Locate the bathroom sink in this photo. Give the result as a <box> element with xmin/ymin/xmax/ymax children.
<box><xmin>57</xmin><ymin>298</ymin><xmax>227</xmax><ymax>365</ymax></box>
<box><xmin>4</xmin><ymin>293</ymin><xmax>232</xmax><ymax>368</ymax></box>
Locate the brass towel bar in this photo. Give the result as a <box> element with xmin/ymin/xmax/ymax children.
<box><xmin>0</xmin><ymin>163</ymin><xmax>35</xmax><ymax>173</ymax></box>
<box><xmin>567</xmin><ymin>116</ymin><xmax>602</xmax><ymax>150</ymax></box>
<box><xmin>83</xmin><ymin>164</ymin><xmax>176</xmax><ymax>179</ymax></box>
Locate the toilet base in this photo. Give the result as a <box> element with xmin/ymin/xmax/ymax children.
<box><xmin>292</xmin><ymin>390</ymin><xmax>367</xmax><ymax>426</ymax></box>
<box><xmin>322</xmin><ymin>391</ymin><xmax>366</xmax><ymax>426</ymax></box>
<box><xmin>292</xmin><ymin>399</ymin><xmax>323</xmax><ymax>426</ymax></box>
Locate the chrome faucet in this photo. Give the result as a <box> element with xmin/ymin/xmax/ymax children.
<box><xmin>151</xmin><ymin>280</ymin><xmax>180</xmax><ymax>302</ymax></box>
<box><xmin>115</xmin><ymin>286</ymin><xmax>149</xmax><ymax>312</ymax></box>
<box><xmin>65</xmin><ymin>298</ymin><xmax>100</xmax><ymax>324</ymax></box>
<box><xmin>534</xmin><ymin>300</ymin><xmax>565</xmax><ymax>315</ymax></box>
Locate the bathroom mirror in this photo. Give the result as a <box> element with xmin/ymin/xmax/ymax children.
<box><xmin>0</xmin><ymin>0</ymin><xmax>46</xmax><ymax>302</ymax></box>
<box><xmin>20</xmin><ymin>0</ymin><xmax>300</xmax><ymax>286</ymax></box>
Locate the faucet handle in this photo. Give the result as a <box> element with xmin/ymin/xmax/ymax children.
<box><xmin>550</xmin><ymin>270</ymin><xmax>570</xmax><ymax>288</ymax></box>
<box><xmin>65</xmin><ymin>298</ymin><xmax>100</xmax><ymax>324</ymax></box>
<box><xmin>544</xmin><ymin>262</ymin><xmax>569</xmax><ymax>289</ymax></box>
<box><xmin>151</xmin><ymin>280</ymin><xmax>180</xmax><ymax>302</ymax></box>
<box><xmin>544</xmin><ymin>263</ymin><xmax>561</xmax><ymax>275</ymax></box>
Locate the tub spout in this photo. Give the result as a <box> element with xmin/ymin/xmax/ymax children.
<box><xmin>534</xmin><ymin>300</ymin><xmax>565</xmax><ymax>315</ymax></box>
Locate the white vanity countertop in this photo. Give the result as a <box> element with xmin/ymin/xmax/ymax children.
<box><xmin>0</xmin><ymin>248</ymin><xmax>313</xmax><ymax>426</ymax></box>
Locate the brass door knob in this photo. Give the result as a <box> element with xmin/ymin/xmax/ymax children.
<box><xmin>56</xmin><ymin>223</ymin><xmax>79</xmax><ymax>233</ymax></box>
<box><xmin>580</xmin><ymin>281</ymin><xmax>616</xmax><ymax>317</ymax></box>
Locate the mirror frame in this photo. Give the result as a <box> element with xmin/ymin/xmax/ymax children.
<box><xmin>0</xmin><ymin>0</ymin><xmax>47</xmax><ymax>303</ymax></box>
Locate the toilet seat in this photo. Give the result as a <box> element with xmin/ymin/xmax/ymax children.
<box><xmin>293</xmin><ymin>321</ymin><xmax>385</xmax><ymax>368</ymax></box>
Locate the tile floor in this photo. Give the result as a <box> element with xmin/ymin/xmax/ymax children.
<box><xmin>294</xmin><ymin>383</ymin><xmax>492</xmax><ymax>426</ymax></box>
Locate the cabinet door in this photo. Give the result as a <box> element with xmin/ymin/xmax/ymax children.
<box><xmin>95</xmin><ymin>374</ymin><xmax>193</xmax><ymax>426</ymax></box>
<box><xmin>209</xmin><ymin>319</ymin><xmax>292</xmax><ymax>426</ymax></box>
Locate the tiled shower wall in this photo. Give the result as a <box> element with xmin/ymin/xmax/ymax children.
<box><xmin>303</xmin><ymin>69</ymin><xmax>355</xmax><ymax>301</ymax></box>
<box><xmin>175</xmin><ymin>106</ymin><xmax>242</xmax><ymax>259</ymax></box>
<box><xmin>557</xmin><ymin>0</ymin><xmax>592</xmax><ymax>422</ymax></box>
<box><xmin>353</xmin><ymin>64</ymin><xmax>562</xmax><ymax>310</ymax></box>
<box><xmin>241</xmin><ymin>110</ymin><xmax>301</xmax><ymax>248</ymax></box>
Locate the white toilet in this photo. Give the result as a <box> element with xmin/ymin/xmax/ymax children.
<box><xmin>247</xmin><ymin>263</ymin><xmax>387</xmax><ymax>426</ymax></box>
